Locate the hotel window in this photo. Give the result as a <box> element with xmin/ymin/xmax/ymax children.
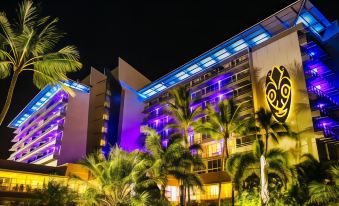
<box><xmin>208</xmin><ymin>143</ymin><xmax>221</xmax><ymax>157</ymax></box>
<box><xmin>101</xmin><ymin>126</ymin><xmax>107</xmax><ymax>133</ymax></box>
<box><xmin>208</xmin><ymin>159</ymin><xmax>221</xmax><ymax>172</ymax></box>
<box><xmin>194</xmin><ymin>164</ymin><xmax>206</xmax><ymax>174</ymax></box>
<box><xmin>209</xmin><ymin>185</ymin><xmax>219</xmax><ymax>197</ymax></box>
<box><xmin>103</xmin><ymin>114</ymin><xmax>109</xmax><ymax>120</ymax></box>
<box><xmin>202</xmin><ymin>133</ymin><xmax>211</xmax><ymax>140</ymax></box>
<box><xmin>100</xmin><ymin>138</ymin><xmax>106</xmax><ymax>146</ymax></box>
<box><xmin>166</xmin><ymin>186</ymin><xmax>179</xmax><ymax>202</ymax></box>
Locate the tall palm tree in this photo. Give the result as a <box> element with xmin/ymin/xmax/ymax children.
<box><xmin>254</xmin><ymin>108</ymin><xmax>290</xmax><ymax>204</ymax></box>
<box><xmin>255</xmin><ymin>108</ymin><xmax>290</xmax><ymax>155</ymax></box>
<box><xmin>79</xmin><ymin>146</ymin><xmax>152</xmax><ymax>206</ymax></box>
<box><xmin>226</xmin><ymin>140</ymin><xmax>292</xmax><ymax>205</ymax></box>
<box><xmin>166</xmin><ymin>86</ymin><xmax>202</xmax><ymax>205</ymax></box>
<box><xmin>195</xmin><ymin>99</ymin><xmax>251</xmax><ymax>206</ymax></box>
<box><xmin>167</xmin><ymin>86</ymin><xmax>202</xmax><ymax>146</ymax></box>
<box><xmin>0</xmin><ymin>0</ymin><xmax>82</xmax><ymax>125</ymax></box>
<box><xmin>143</xmin><ymin>127</ymin><xmax>204</xmax><ymax>206</ymax></box>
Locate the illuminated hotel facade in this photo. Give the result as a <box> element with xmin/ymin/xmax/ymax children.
<box><xmin>7</xmin><ymin>81</ymin><xmax>91</xmax><ymax>166</ymax></box>
<box><xmin>3</xmin><ymin>0</ymin><xmax>339</xmax><ymax>204</ymax></box>
<box><xmin>128</xmin><ymin>0</ymin><xmax>339</xmax><ymax>202</ymax></box>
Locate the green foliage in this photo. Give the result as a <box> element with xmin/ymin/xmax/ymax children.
<box><xmin>0</xmin><ymin>0</ymin><xmax>82</xmax><ymax>125</ymax></box>
<box><xmin>226</xmin><ymin>140</ymin><xmax>292</xmax><ymax>192</ymax></box>
<box><xmin>307</xmin><ymin>165</ymin><xmax>339</xmax><ymax>205</ymax></box>
<box><xmin>79</xmin><ymin>146</ymin><xmax>154</xmax><ymax>206</ymax></box>
<box><xmin>33</xmin><ymin>181</ymin><xmax>78</xmax><ymax>206</ymax></box>
<box><xmin>166</xmin><ymin>86</ymin><xmax>202</xmax><ymax>145</ymax></box>
<box><xmin>255</xmin><ymin>108</ymin><xmax>290</xmax><ymax>154</ymax></box>
<box><xmin>143</xmin><ymin>127</ymin><xmax>204</xmax><ymax>205</ymax></box>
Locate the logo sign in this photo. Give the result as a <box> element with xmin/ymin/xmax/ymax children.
<box><xmin>265</xmin><ymin>66</ymin><xmax>292</xmax><ymax>122</ymax></box>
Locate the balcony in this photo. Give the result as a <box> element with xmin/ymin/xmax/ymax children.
<box><xmin>9</xmin><ymin>125</ymin><xmax>62</xmax><ymax>159</ymax></box>
<box><xmin>30</xmin><ymin>151</ymin><xmax>57</xmax><ymax>165</ymax></box>
<box><xmin>14</xmin><ymin>98</ymin><xmax>67</xmax><ymax>142</ymax></box>
<box><xmin>10</xmin><ymin>111</ymin><xmax>65</xmax><ymax>151</ymax></box>
<box><xmin>15</xmin><ymin>138</ymin><xmax>58</xmax><ymax>163</ymax></box>
<box><xmin>144</xmin><ymin>55</ymin><xmax>249</xmax><ymax>110</ymax></box>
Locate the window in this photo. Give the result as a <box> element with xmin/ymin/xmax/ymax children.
<box><xmin>208</xmin><ymin>143</ymin><xmax>221</xmax><ymax>157</ymax></box>
<box><xmin>209</xmin><ymin>185</ymin><xmax>219</xmax><ymax>197</ymax></box>
<box><xmin>202</xmin><ymin>133</ymin><xmax>211</xmax><ymax>140</ymax></box>
<box><xmin>100</xmin><ymin>139</ymin><xmax>106</xmax><ymax>146</ymax></box>
<box><xmin>208</xmin><ymin>159</ymin><xmax>221</xmax><ymax>172</ymax></box>
<box><xmin>103</xmin><ymin>114</ymin><xmax>109</xmax><ymax>120</ymax></box>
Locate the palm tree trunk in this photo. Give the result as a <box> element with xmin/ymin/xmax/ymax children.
<box><xmin>0</xmin><ymin>70</ymin><xmax>20</xmax><ymax>126</ymax></box>
<box><xmin>231</xmin><ymin>182</ymin><xmax>235</xmax><ymax>206</ymax></box>
<box><xmin>260</xmin><ymin>155</ymin><xmax>269</xmax><ymax>204</ymax></box>
<box><xmin>161</xmin><ymin>185</ymin><xmax>166</xmax><ymax>199</ymax></box>
<box><xmin>218</xmin><ymin>136</ymin><xmax>229</xmax><ymax>206</ymax></box>
<box><xmin>187</xmin><ymin>185</ymin><xmax>190</xmax><ymax>206</ymax></box>
<box><xmin>265</xmin><ymin>131</ymin><xmax>269</xmax><ymax>155</ymax></box>
<box><xmin>180</xmin><ymin>184</ymin><xmax>185</xmax><ymax>206</ymax></box>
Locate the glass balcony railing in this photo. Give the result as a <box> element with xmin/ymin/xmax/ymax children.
<box><xmin>14</xmin><ymin>98</ymin><xmax>66</xmax><ymax>142</ymax></box>
<box><xmin>10</xmin><ymin>111</ymin><xmax>65</xmax><ymax>151</ymax></box>
<box><xmin>10</xmin><ymin>125</ymin><xmax>62</xmax><ymax>159</ymax></box>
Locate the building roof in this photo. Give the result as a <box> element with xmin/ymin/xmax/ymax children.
<box><xmin>0</xmin><ymin>159</ymin><xmax>67</xmax><ymax>176</ymax></box>
<box><xmin>138</xmin><ymin>0</ymin><xmax>337</xmax><ymax>101</ymax></box>
<box><xmin>8</xmin><ymin>80</ymin><xmax>90</xmax><ymax>129</ymax></box>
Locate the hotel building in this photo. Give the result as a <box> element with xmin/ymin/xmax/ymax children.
<box><xmin>4</xmin><ymin>0</ymin><xmax>339</xmax><ymax>204</ymax></box>
<box><xmin>123</xmin><ymin>0</ymin><xmax>339</xmax><ymax>202</ymax></box>
<box><xmin>7</xmin><ymin>81</ymin><xmax>91</xmax><ymax>166</ymax></box>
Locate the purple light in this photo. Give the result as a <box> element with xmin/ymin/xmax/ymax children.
<box><xmin>316</xmin><ymin>85</ymin><xmax>321</xmax><ymax>89</ymax></box>
<box><xmin>218</xmin><ymin>94</ymin><xmax>223</xmax><ymax>101</ymax></box>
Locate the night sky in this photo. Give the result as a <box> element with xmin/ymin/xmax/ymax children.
<box><xmin>1</xmin><ymin>0</ymin><xmax>338</xmax><ymax>159</ymax></box>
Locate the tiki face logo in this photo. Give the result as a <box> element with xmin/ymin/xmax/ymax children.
<box><xmin>265</xmin><ymin>66</ymin><xmax>292</xmax><ymax>122</ymax></box>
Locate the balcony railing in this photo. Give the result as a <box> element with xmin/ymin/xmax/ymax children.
<box><xmin>14</xmin><ymin>98</ymin><xmax>66</xmax><ymax>141</ymax></box>
<box><xmin>10</xmin><ymin>125</ymin><xmax>62</xmax><ymax>159</ymax></box>
<box><xmin>16</xmin><ymin>138</ymin><xmax>58</xmax><ymax>163</ymax></box>
<box><xmin>10</xmin><ymin>111</ymin><xmax>65</xmax><ymax>151</ymax></box>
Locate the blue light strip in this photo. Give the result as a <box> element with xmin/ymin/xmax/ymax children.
<box><xmin>138</xmin><ymin>0</ymin><xmax>335</xmax><ymax>100</ymax></box>
<box><xmin>8</xmin><ymin>80</ymin><xmax>90</xmax><ymax>129</ymax></box>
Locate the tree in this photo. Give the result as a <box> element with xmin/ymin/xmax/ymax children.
<box><xmin>167</xmin><ymin>86</ymin><xmax>202</xmax><ymax>147</ymax></box>
<box><xmin>254</xmin><ymin>107</ymin><xmax>290</xmax><ymax>204</ymax></box>
<box><xmin>34</xmin><ymin>180</ymin><xmax>77</xmax><ymax>206</ymax></box>
<box><xmin>166</xmin><ymin>86</ymin><xmax>202</xmax><ymax>205</ymax></box>
<box><xmin>79</xmin><ymin>146</ymin><xmax>152</xmax><ymax>206</ymax></box>
<box><xmin>226</xmin><ymin>140</ymin><xmax>292</xmax><ymax>205</ymax></box>
<box><xmin>0</xmin><ymin>0</ymin><xmax>82</xmax><ymax>125</ymax></box>
<box><xmin>255</xmin><ymin>108</ymin><xmax>290</xmax><ymax>155</ymax></box>
<box><xmin>308</xmin><ymin>165</ymin><xmax>339</xmax><ymax>205</ymax></box>
<box><xmin>195</xmin><ymin>99</ymin><xmax>251</xmax><ymax>206</ymax></box>
<box><xmin>143</xmin><ymin>127</ymin><xmax>204</xmax><ymax>206</ymax></box>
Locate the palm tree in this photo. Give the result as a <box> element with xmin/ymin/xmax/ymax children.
<box><xmin>195</xmin><ymin>99</ymin><xmax>251</xmax><ymax>206</ymax></box>
<box><xmin>0</xmin><ymin>0</ymin><xmax>82</xmax><ymax>125</ymax></box>
<box><xmin>166</xmin><ymin>86</ymin><xmax>202</xmax><ymax>205</ymax></box>
<box><xmin>34</xmin><ymin>180</ymin><xmax>78</xmax><ymax>206</ymax></box>
<box><xmin>143</xmin><ymin>127</ymin><xmax>204</xmax><ymax>206</ymax></box>
<box><xmin>226</xmin><ymin>140</ymin><xmax>292</xmax><ymax>205</ymax></box>
<box><xmin>255</xmin><ymin>108</ymin><xmax>290</xmax><ymax>155</ymax></box>
<box><xmin>79</xmin><ymin>146</ymin><xmax>152</xmax><ymax>206</ymax></box>
<box><xmin>167</xmin><ymin>86</ymin><xmax>202</xmax><ymax>146</ymax></box>
<box><xmin>308</xmin><ymin>165</ymin><xmax>339</xmax><ymax>205</ymax></box>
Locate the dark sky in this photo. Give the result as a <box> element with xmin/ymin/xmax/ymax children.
<box><xmin>1</xmin><ymin>0</ymin><xmax>338</xmax><ymax>159</ymax></box>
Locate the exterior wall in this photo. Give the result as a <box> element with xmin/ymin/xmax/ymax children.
<box><xmin>250</xmin><ymin>29</ymin><xmax>319</xmax><ymax>159</ymax></box>
<box><xmin>83</xmin><ymin>68</ymin><xmax>107</xmax><ymax>155</ymax></box>
<box><xmin>116</xmin><ymin>58</ymin><xmax>150</xmax><ymax>151</ymax></box>
<box><xmin>58</xmin><ymin>89</ymin><xmax>90</xmax><ymax>165</ymax></box>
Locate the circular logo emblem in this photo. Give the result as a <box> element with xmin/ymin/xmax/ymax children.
<box><xmin>265</xmin><ymin>66</ymin><xmax>292</xmax><ymax>123</ymax></box>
